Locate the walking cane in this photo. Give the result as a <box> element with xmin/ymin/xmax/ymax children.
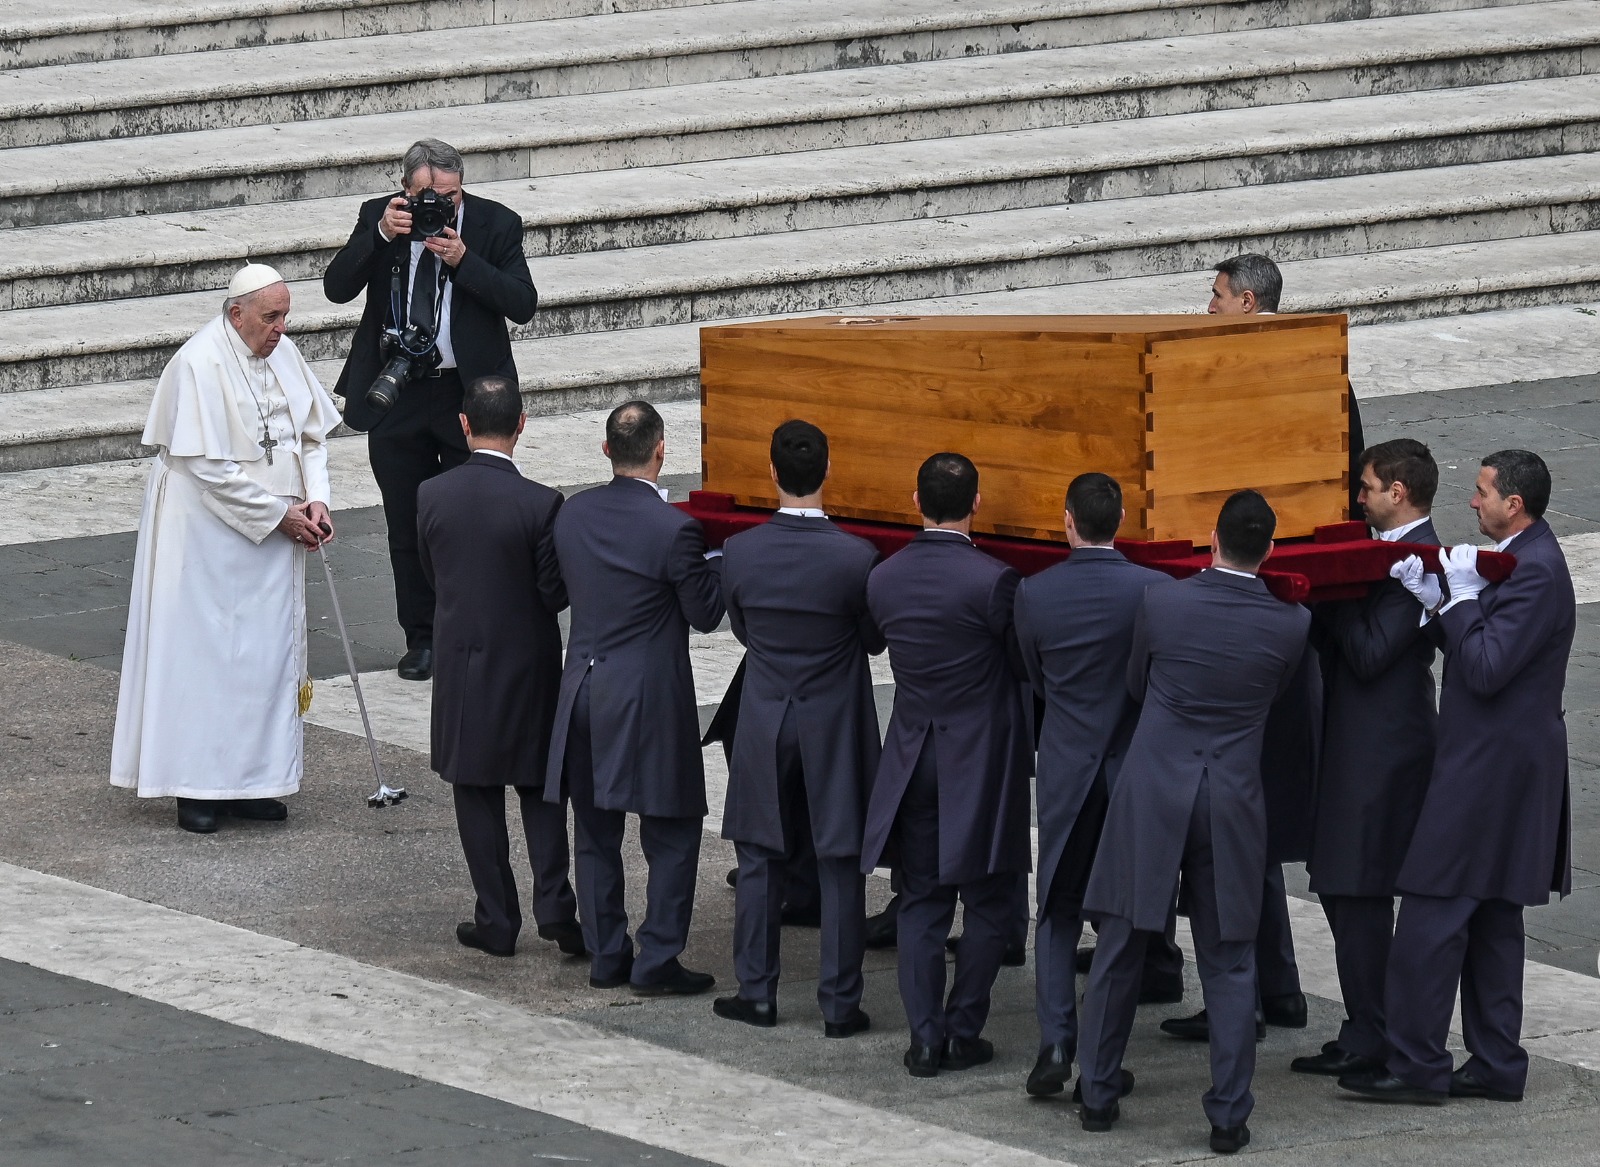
<box><xmin>315</xmin><ymin>523</ymin><xmax>408</xmax><ymax>808</ymax></box>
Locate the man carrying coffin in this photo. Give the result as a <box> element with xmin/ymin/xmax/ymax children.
<box><xmin>112</xmin><ymin>264</ymin><xmax>340</xmax><ymax>834</ymax></box>
<box><xmin>713</xmin><ymin>421</ymin><xmax>883</xmax><ymax>1036</ymax></box>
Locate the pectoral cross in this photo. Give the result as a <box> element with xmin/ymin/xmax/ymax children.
<box><xmin>260</xmin><ymin>429</ymin><xmax>278</xmax><ymax>465</ymax></box>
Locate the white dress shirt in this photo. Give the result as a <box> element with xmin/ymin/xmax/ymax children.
<box><xmin>1374</xmin><ymin>515</ymin><xmax>1431</xmax><ymax>543</ymax></box>
<box><xmin>778</xmin><ymin>507</ymin><xmax>827</xmax><ymax>518</ymax></box>
<box><xmin>380</xmin><ymin>200</ymin><xmax>463</xmax><ymax>369</ymax></box>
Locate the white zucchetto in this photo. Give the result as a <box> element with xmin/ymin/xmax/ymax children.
<box><xmin>227</xmin><ymin>263</ymin><xmax>286</xmax><ymax>298</ymax></box>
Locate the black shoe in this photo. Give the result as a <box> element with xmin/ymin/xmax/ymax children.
<box><xmin>220</xmin><ymin>798</ymin><xmax>287</xmax><ymax>821</ymax></box>
<box><xmin>1026</xmin><ymin>1043</ymin><xmax>1072</xmax><ymax>1097</ymax></box>
<box><xmin>904</xmin><ymin>1042</ymin><xmax>940</xmax><ymax>1078</ymax></box>
<box><xmin>397</xmin><ymin>646</ymin><xmax>434</xmax><ymax>681</ymax></box>
<box><xmin>780</xmin><ymin>902</ymin><xmax>822</xmax><ymax>928</ymax></box>
<box><xmin>864</xmin><ymin>902</ymin><xmax>899</xmax><ymax>949</ymax></box>
<box><xmin>940</xmin><ymin>1035</ymin><xmax>994</xmax><ymax>1071</ymax></box>
<box><xmin>825</xmin><ymin>1008</ymin><xmax>871</xmax><ymax>1038</ymax></box>
<box><xmin>1074</xmin><ymin>945</ymin><xmax>1095</xmax><ymax>974</ymax></box>
<box><xmin>1080</xmin><ymin>1101</ymin><xmax>1119</xmax><ymax>1132</ymax></box>
<box><xmin>176</xmin><ymin>798</ymin><xmax>218</xmax><ymax>834</ymax></box>
<box><xmin>632</xmin><ymin>961</ymin><xmax>716</xmax><ymax>997</ymax></box>
<box><xmin>1138</xmin><ymin>977</ymin><xmax>1184</xmax><ymax>1005</ymax></box>
<box><xmin>589</xmin><ymin>953</ymin><xmax>635</xmax><ymax>989</ymax></box>
<box><xmin>455</xmin><ymin>921</ymin><xmax>513</xmax><ymax>957</ymax></box>
<box><xmin>1337</xmin><ymin>1071</ymin><xmax>1448</xmax><ymax>1105</ymax></box>
<box><xmin>536</xmin><ymin>920</ymin><xmax>587</xmax><ymax>957</ymax></box>
<box><xmin>1072</xmin><ymin>1069</ymin><xmax>1135</xmax><ymax>1103</ymax></box>
<box><xmin>1263</xmin><ymin>990</ymin><xmax>1308</xmax><ymax>1028</ymax></box>
<box><xmin>1210</xmin><ymin>1124</ymin><xmax>1250</xmax><ymax>1154</ymax></box>
<box><xmin>1291</xmin><ymin>1047</ymin><xmax>1383</xmax><ymax>1076</ymax></box>
<box><xmin>1450</xmin><ymin>1068</ymin><xmax>1523</xmax><ymax>1102</ymax></box>
<box><xmin>712</xmin><ymin>995</ymin><xmax>776</xmax><ymax>1028</ymax></box>
<box><xmin>725</xmin><ymin>867</ymin><xmax>738</xmax><ymax>888</ymax></box>
<box><xmin>1159</xmin><ymin>1009</ymin><xmax>1266</xmax><ymax>1042</ymax></box>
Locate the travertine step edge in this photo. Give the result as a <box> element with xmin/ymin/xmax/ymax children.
<box><xmin>6</xmin><ymin>74</ymin><xmax>1599</xmax><ymax>308</ymax></box>
<box><xmin>3</xmin><ymin>231</ymin><xmax>1597</xmax><ymax>472</ymax></box>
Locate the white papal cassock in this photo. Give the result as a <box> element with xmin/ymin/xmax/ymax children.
<box><xmin>111</xmin><ymin>314</ymin><xmax>340</xmax><ymax>799</ymax></box>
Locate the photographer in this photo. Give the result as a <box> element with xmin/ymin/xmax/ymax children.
<box><xmin>325</xmin><ymin>137</ymin><xmax>536</xmax><ymax>680</ymax></box>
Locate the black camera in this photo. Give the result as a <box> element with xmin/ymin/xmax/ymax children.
<box><xmin>403</xmin><ymin>188</ymin><xmax>455</xmax><ymax>240</ymax></box>
<box><xmin>365</xmin><ymin>324</ymin><xmax>441</xmax><ymax>413</ymax></box>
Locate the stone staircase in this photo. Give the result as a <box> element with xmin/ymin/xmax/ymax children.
<box><xmin>1</xmin><ymin>0</ymin><xmax>1597</xmax><ymax>471</ymax></box>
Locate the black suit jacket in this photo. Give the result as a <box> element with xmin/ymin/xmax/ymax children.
<box><xmin>417</xmin><ymin>451</ymin><xmax>566</xmax><ymax>786</ymax></box>
<box><xmin>325</xmin><ymin>190</ymin><xmax>536</xmax><ymax>432</ymax></box>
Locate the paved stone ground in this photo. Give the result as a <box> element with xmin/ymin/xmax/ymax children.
<box><xmin>3</xmin><ymin>366</ymin><xmax>1600</xmax><ymax>1164</ymax></box>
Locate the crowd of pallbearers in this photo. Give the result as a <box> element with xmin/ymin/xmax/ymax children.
<box><xmin>418</xmin><ymin>377</ymin><xmax>1575</xmax><ymax>1156</ymax></box>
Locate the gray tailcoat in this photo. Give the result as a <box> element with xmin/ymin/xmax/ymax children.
<box><xmin>1307</xmin><ymin>518</ymin><xmax>1441</xmax><ymax>896</ymax></box>
<box><xmin>542</xmin><ymin>476</ymin><xmax>724</xmax><ymax>818</ymax></box>
<box><xmin>1013</xmin><ymin>546</ymin><xmax>1170</xmax><ymax>911</ymax></box>
<box><xmin>1084</xmin><ymin>570</ymin><xmax>1311</xmax><ymax>941</ymax></box>
<box><xmin>1396</xmin><ymin>519</ymin><xmax>1575</xmax><ymax>905</ymax></box>
<box><xmin>720</xmin><ymin>513</ymin><xmax>885</xmax><ymax>858</ymax></box>
<box><xmin>417</xmin><ymin>452</ymin><xmax>566</xmax><ymax>785</ymax></box>
<box><xmin>859</xmin><ymin>531</ymin><xmax>1033</xmax><ymax>885</ymax></box>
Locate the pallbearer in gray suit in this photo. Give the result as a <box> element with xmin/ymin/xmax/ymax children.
<box><xmin>417</xmin><ymin>376</ymin><xmax>581</xmax><ymax>960</ymax></box>
<box><xmin>712</xmin><ymin>421</ymin><xmax>883</xmax><ymax>1036</ymax></box>
<box><xmin>860</xmin><ymin>454</ymin><xmax>1033</xmax><ymax>1078</ymax></box>
<box><xmin>544</xmin><ymin>401</ymin><xmax>725</xmax><ymax>996</ymax></box>
<box><xmin>1341</xmin><ymin>450</ymin><xmax>1575</xmax><ymax>1105</ymax></box>
<box><xmin>1014</xmin><ymin>473</ymin><xmax>1169</xmax><ymax>1098</ymax></box>
<box><xmin>1293</xmin><ymin>439</ymin><xmax>1441</xmax><ymax>1077</ymax></box>
<box><xmin>1077</xmin><ymin>491</ymin><xmax>1309</xmax><ymax>1155</ymax></box>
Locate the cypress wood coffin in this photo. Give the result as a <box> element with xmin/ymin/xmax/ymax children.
<box><xmin>699</xmin><ymin>314</ymin><xmax>1351</xmax><ymax>546</ymax></box>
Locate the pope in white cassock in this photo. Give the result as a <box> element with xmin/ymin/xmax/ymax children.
<box><xmin>111</xmin><ymin>264</ymin><xmax>342</xmax><ymax>834</ymax></box>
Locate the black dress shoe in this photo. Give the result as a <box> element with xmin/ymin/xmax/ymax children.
<box><xmin>712</xmin><ymin>995</ymin><xmax>776</xmax><ymax>1028</ymax></box>
<box><xmin>725</xmin><ymin>867</ymin><xmax>738</xmax><ymax>888</ymax></box>
<box><xmin>940</xmin><ymin>1035</ymin><xmax>994</xmax><ymax>1071</ymax></box>
<box><xmin>1291</xmin><ymin>1047</ymin><xmax>1383</xmax><ymax>1076</ymax></box>
<box><xmin>221</xmin><ymin>798</ymin><xmax>288</xmax><ymax>821</ymax></box>
<box><xmin>780</xmin><ymin>902</ymin><xmax>822</xmax><ymax>928</ymax></box>
<box><xmin>176</xmin><ymin>798</ymin><xmax>218</xmax><ymax>834</ymax></box>
<box><xmin>589</xmin><ymin>953</ymin><xmax>635</xmax><ymax>989</ymax></box>
<box><xmin>1450</xmin><ymin>1067</ymin><xmax>1523</xmax><ymax>1101</ymax></box>
<box><xmin>1159</xmin><ymin>1008</ymin><xmax>1266</xmax><ymax>1042</ymax></box>
<box><xmin>632</xmin><ymin>961</ymin><xmax>716</xmax><ymax>997</ymax></box>
<box><xmin>825</xmin><ymin>1007</ymin><xmax>871</xmax><ymax>1038</ymax></box>
<box><xmin>1071</xmin><ymin>1069</ymin><xmax>1135</xmax><ymax>1103</ymax></box>
<box><xmin>1074</xmin><ymin>945</ymin><xmax>1095</xmax><ymax>974</ymax></box>
<box><xmin>1138</xmin><ymin>977</ymin><xmax>1184</xmax><ymax>1005</ymax></box>
<box><xmin>864</xmin><ymin>903</ymin><xmax>899</xmax><ymax>949</ymax></box>
<box><xmin>1210</xmin><ymin>1124</ymin><xmax>1250</xmax><ymax>1154</ymax></box>
<box><xmin>1337</xmin><ymin>1071</ymin><xmax>1448</xmax><ymax>1105</ymax></box>
<box><xmin>1026</xmin><ymin>1043</ymin><xmax>1072</xmax><ymax>1096</ymax></box>
<box><xmin>1262</xmin><ymin>990</ymin><xmax>1308</xmax><ymax>1028</ymax></box>
<box><xmin>1080</xmin><ymin>1101</ymin><xmax>1119</xmax><ymax>1132</ymax></box>
<box><xmin>455</xmin><ymin>921</ymin><xmax>514</xmax><ymax>957</ymax></box>
<box><xmin>904</xmin><ymin>1042</ymin><xmax>940</xmax><ymax>1078</ymax></box>
<box><xmin>536</xmin><ymin>920</ymin><xmax>587</xmax><ymax>957</ymax></box>
<box><xmin>397</xmin><ymin>646</ymin><xmax>434</xmax><ymax>681</ymax></box>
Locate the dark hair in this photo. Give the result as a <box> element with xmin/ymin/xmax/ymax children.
<box><xmin>1361</xmin><ymin>438</ymin><xmax>1438</xmax><ymax>508</ymax></box>
<box><xmin>1065</xmin><ymin>472</ymin><xmax>1123</xmax><ymax>543</ymax></box>
<box><xmin>1481</xmin><ymin>449</ymin><xmax>1551</xmax><ymax>519</ymax></box>
<box><xmin>1216</xmin><ymin>489</ymin><xmax>1277</xmax><ymax>566</ymax></box>
<box><xmin>916</xmin><ymin>452</ymin><xmax>979</xmax><ymax>523</ymax></box>
<box><xmin>605</xmin><ymin>400</ymin><xmax>664</xmax><ymax>469</ymax></box>
<box><xmin>769</xmin><ymin>419</ymin><xmax>829</xmax><ymax>497</ymax></box>
<box><xmin>1214</xmin><ymin>253</ymin><xmax>1282</xmax><ymax>313</ymax></box>
<box><xmin>461</xmin><ymin>375</ymin><xmax>522</xmax><ymax>439</ymax></box>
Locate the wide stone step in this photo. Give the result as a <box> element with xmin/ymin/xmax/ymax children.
<box><xmin>7</xmin><ymin>76</ymin><xmax>1599</xmax><ymax>311</ymax></box>
<box><xmin>1</xmin><ymin>0</ymin><xmax>742</xmax><ymax>70</ymax></box>
<box><xmin>4</xmin><ymin>0</ymin><xmax>1594</xmax><ymax>227</ymax></box>
<box><xmin>6</xmin><ymin>232</ymin><xmax>1596</xmax><ymax>473</ymax></box>
<box><xmin>2</xmin><ymin>153</ymin><xmax>1596</xmax><ymax>393</ymax></box>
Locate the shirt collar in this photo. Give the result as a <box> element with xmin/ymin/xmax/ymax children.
<box><xmin>619</xmin><ymin>475</ymin><xmax>668</xmax><ymax>502</ymax></box>
<box><xmin>921</xmin><ymin>528</ymin><xmax>972</xmax><ymax>543</ymax></box>
<box><xmin>1495</xmin><ymin>532</ymin><xmax>1520</xmax><ymax>552</ymax></box>
<box><xmin>1374</xmin><ymin>515</ymin><xmax>1431</xmax><ymax>542</ymax></box>
<box><xmin>474</xmin><ymin>449</ymin><xmax>514</xmax><ymax>463</ymax></box>
<box><xmin>1211</xmin><ymin>565</ymin><xmax>1256</xmax><ymax>579</ymax></box>
<box><xmin>777</xmin><ymin>507</ymin><xmax>827</xmax><ymax>519</ymax></box>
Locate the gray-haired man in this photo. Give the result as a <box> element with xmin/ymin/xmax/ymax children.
<box><xmin>326</xmin><ymin>137</ymin><xmax>537</xmax><ymax>681</ymax></box>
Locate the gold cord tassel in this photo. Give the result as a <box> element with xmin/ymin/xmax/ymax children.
<box><xmin>298</xmin><ymin>676</ymin><xmax>314</xmax><ymax>717</ymax></box>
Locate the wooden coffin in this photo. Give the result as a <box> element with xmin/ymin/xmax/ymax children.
<box><xmin>699</xmin><ymin>313</ymin><xmax>1351</xmax><ymax>546</ymax></box>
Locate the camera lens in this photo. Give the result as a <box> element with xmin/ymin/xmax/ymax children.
<box><xmin>365</xmin><ymin>354</ymin><xmax>411</xmax><ymax>413</ymax></box>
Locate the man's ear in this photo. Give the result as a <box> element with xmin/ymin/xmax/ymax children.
<box><xmin>653</xmin><ymin>438</ymin><xmax>666</xmax><ymax>463</ymax></box>
<box><xmin>1262</xmin><ymin>539</ymin><xmax>1275</xmax><ymax>565</ymax></box>
<box><xmin>769</xmin><ymin>462</ymin><xmax>780</xmax><ymax>489</ymax></box>
<box><xmin>1241</xmin><ymin>290</ymin><xmax>1257</xmax><ymax>313</ymax></box>
<box><xmin>601</xmin><ymin>440</ymin><xmax>612</xmax><ymax>460</ymax></box>
<box><xmin>514</xmin><ymin>413</ymin><xmax>527</xmax><ymax>440</ymax></box>
<box><xmin>459</xmin><ymin>412</ymin><xmax>472</xmax><ymax>440</ymax></box>
<box><xmin>1210</xmin><ymin>529</ymin><xmax>1220</xmax><ymax>557</ymax></box>
<box><xmin>970</xmin><ymin>491</ymin><xmax>981</xmax><ymax>518</ymax></box>
<box><xmin>912</xmin><ymin>489</ymin><xmax>921</xmax><ymax>512</ymax></box>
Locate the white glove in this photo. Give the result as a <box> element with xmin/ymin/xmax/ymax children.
<box><xmin>1440</xmin><ymin>543</ymin><xmax>1486</xmax><ymax>606</ymax></box>
<box><xmin>1388</xmin><ymin>554</ymin><xmax>1441</xmax><ymax>611</ymax></box>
